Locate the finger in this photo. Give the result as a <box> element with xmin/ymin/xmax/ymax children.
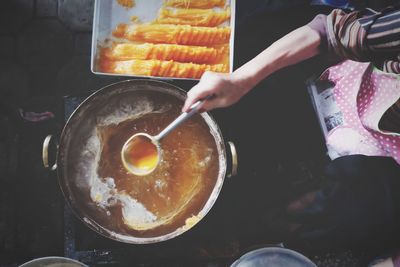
<box><xmin>182</xmin><ymin>94</ymin><xmax>198</xmax><ymax>112</ymax></box>
<box><xmin>189</xmin><ymin>93</ymin><xmax>219</xmax><ymax>113</ymax></box>
<box><xmin>183</xmin><ymin>85</ymin><xmax>211</xmax><ymax>112</ymax></box>
<box><xmin>183</xmin><ymin>71</ymin><xmax>224</xmax><ymax>112</ymax></box>
<box><xmin>199</xmin><ymin>96</ymin><xmax>221</xmax><ymax>112</ymax></box>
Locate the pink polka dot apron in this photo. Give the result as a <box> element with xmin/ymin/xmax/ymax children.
<box><xmin>320</xmin><ymin>60</ymin><xmax>400</xmax><ymax>164</ymax></box>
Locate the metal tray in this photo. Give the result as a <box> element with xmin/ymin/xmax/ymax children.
<box><xmin>91</xmin><ymin>0</ymin><xmax>236</xmax><ymax>80</ymax></box>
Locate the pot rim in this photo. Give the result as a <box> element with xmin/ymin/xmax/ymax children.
<box><xmin>56</xmin><ymin>79</ymin><xmax>228</xmax><ymax>244</ymax></box>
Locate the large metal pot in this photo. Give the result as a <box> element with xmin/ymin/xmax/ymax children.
<box><xmin>43</xmin><ymin>79</ymin><xmax>237</xmax><ymax>244</ymax></box>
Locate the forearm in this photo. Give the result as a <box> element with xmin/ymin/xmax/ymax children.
<box><xmin>231</xmin><ymin>25</ymin><xmax>322</xmax><ymax>91</ymax></box>
<box><xmin>183</xmin><ymin>23</ymin><xmax>324</xmax><ymax>112</ymax></box>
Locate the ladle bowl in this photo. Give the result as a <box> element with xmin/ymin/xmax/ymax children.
<box><xmin>121</xmin><ymin>132</ymin><xmax>161</xmax><ymax>176</ymax></box>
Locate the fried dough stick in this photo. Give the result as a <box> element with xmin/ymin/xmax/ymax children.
<box><xmin>113</xmin><ymin>23</ymin><xmax>230</xmax><ymax>46</ymax></box>
<box><xmin>102</xmin><ymin>43</ymin><xmax>227</xmax><ymax>64</ymax></box>
<box><xmin>100</xmin><ymin>59</ymin><xmax>227</xmax><ymax>79</ymax></box>
<box><xmin>164</xmin><ymin>0</ymin><xmax>226</xmax><ymax>9</ymax></box>
<box><xmin>156</xmin><ymin>8</ymin><xmax>230</xmax><ymax>27</ymax></box>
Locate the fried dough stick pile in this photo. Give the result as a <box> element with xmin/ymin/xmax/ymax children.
<box><xmin>100</xmin><ymin>0</ymin><xmax>231</xmax><ymax>78</ymax></box>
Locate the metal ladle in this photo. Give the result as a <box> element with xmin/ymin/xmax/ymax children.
<box><xmin>121</xmin><ymin>98</ymin><xmax>208</xmax><ymax>176</ymax></box>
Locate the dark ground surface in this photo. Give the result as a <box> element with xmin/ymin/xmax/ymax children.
<box><xmin>0</xmin><ymin>0</ymin><xmax>398</xmax><ymax>266</ymax></box>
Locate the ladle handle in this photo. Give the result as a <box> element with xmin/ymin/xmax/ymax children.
<box><xmin>155</xmin><ymin>97</ymin><xmax>209</xmax><ymax>141</ymax></box>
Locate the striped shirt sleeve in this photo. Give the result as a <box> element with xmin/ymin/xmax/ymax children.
<box><xmin>309</xmin><ymin>6</ymin><xmax>400</xmax><ymax>73</ymax></box>
<box><xmin>364</xmin><ymin>7</ymin><xmax>400</xmax><ymax>73</ymax></box>
<box><xmin>325</xmin><ymin>9</ymin><xmax>369</xmax><ymax>61</ymax></box>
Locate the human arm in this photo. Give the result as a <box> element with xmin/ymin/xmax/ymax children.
<box><xmin>184</xmin><ymin>6</ymin><xmax>400</xmax><ymax>112</ymax></box>
<box><xmin>182</xmin><ymin>24</ymin><xmax>323</xmax><ymax>112</ymax></box>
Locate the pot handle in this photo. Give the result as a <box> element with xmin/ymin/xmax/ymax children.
<box><xmin>42</xmin><ymin>134</ymin><xmax>58</xmax><ymax>171</ymax></box>
<box><xmin>227</xmin><ymin>141</ymin><xmax>238</xmax><ymax>178</ymax></box>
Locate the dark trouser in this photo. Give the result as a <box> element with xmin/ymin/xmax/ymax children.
<box><xmin>290</xmin><ymin>155</ymin><xmax>400</xmax><ymax>254</ymax></box>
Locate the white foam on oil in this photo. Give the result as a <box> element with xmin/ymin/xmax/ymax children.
<box><xmin>119</xmin><ymin>194</ymin><xmax>157</xmax><ymax>229</ymax></box>
<box><xmin>77</xmin><ymin>96</ymin><xmax>173</xmax><ymax>230</ymax></box>
<box><xmin>90</xmin><ymin>177</ymin><xmax>115</xmax><ymax>208</ymax></box>
<box><xmin>198</xmin><ymin>148</ymin><xmax>213</xmax><ymax>168</ymax></box>
<box><xmin>95</xmin><ymin>96</ymin><xmax>171</xmax><ymax>126</ymax></box>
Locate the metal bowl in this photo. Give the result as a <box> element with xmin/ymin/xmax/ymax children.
<box><xmin>20</xmin><ymin>256</ymin><xmax>87</xmax><ymax>267</ymax></box>
<box><xmin>231</xmin><ymin>247</ymin><xmax>317</xmax><ymax>267</ymax></box>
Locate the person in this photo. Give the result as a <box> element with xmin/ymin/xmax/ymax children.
<box><xmin>183</xmin><ymin>4</ymin><xmax>400</xmax><ymax>267</ymax></box>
